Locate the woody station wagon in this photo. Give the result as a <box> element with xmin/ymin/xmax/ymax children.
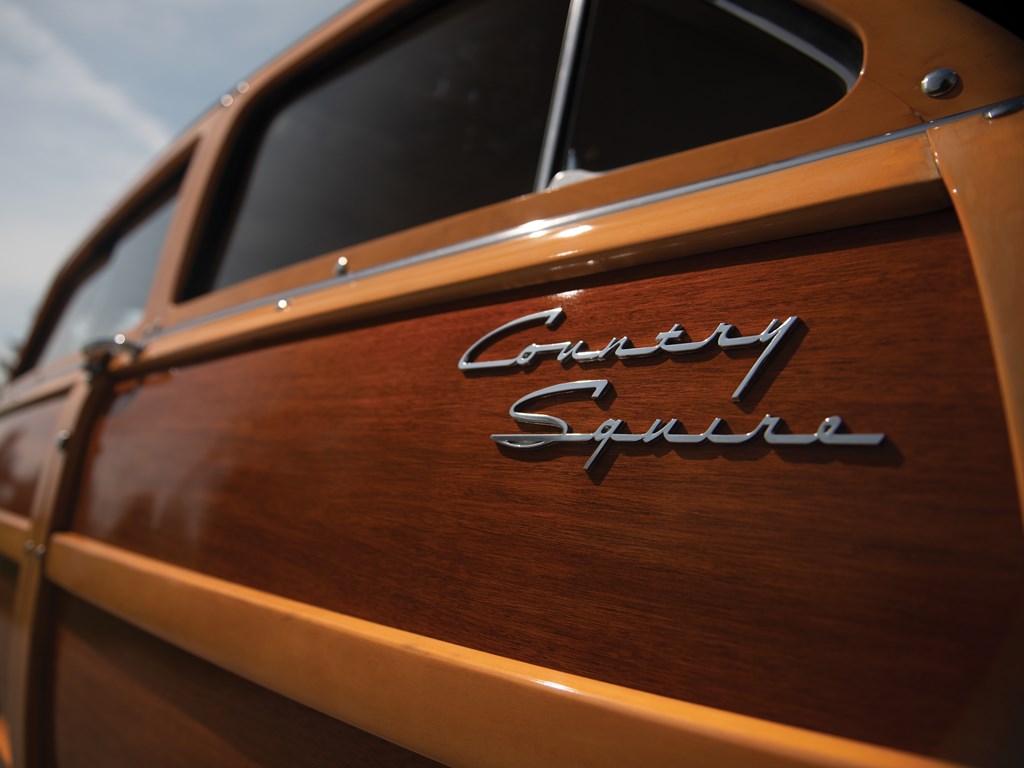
<box><xmin>1</xmin><ymin>0</ymin><xmax>1023</xmax><ymax>765</ymax></box>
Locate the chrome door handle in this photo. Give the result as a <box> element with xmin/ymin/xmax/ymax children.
<box><xmin>81</xmin><ymin>333</ymin><xmax>145</xmax><ymax>378</ymax></box>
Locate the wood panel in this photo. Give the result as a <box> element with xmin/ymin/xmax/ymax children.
<box><xmin>0</xmin><ymin>398</ymin><xmax>62</xmax><ymax>519</ymax></box>
<box><xmin>46</xmin><ymin>533</ymin><xmax>957</xmax><ymax>768</ymax></box>
<box><xmin>148</xmin><ymin>132</ymin><xmax>947</xmax><ymax>369</ymax></box>
<box><xmin>46</xmin><ymin>592</ymin><xmax>442</xmax><ymax>768</ymax></box>
<box><xmin>155</xmin><ymin>0</ymin><xmax>1024</xmax><ymax>326</ymax></box>
<box><xmin>70</xmin><ymin>212</ymin><xmax>1024</xmax><ymax>762</ymax></box>
<box><xmin>0</xmin><ymin>557</ymin><xmax>16</xmax><ymax>720</ymax></box>
<box><xmin>0</xmin><ymin>511</ymin><xmax>30</xmax><ymax>563</ymax></box>
<box><xmin>928</xmin><ymin>108</ymin><xmax>1024</xmax><ymax>522</ymax></box>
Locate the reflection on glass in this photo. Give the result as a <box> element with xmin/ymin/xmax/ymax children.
<box><xmin>38</xmin><ymin>183</ymin><xmax>180</xmax><ymax>367</ymax></box>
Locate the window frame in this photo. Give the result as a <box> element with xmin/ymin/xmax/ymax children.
<box><xmin>162</xmin><ymin>0</ymin><xmax>881</xmax><ymax>327</ymax></box>
<box><xmin>178</xmin><ymin>0</ymin><xmax>578</xmax><ymax>302</ymax></box>
<box><xmin>63</xmin><ymin>0</ymin><xmax>1021</xmax><ymax>349</ymax></box>
<box><xmin>12</xmin><ymin>142</ymin><xmax>197</xmax><ymax>380</ymax></box>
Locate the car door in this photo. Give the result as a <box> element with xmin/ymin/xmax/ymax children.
<box><xmin>0</xmin><ymin>142</ymin><xmax>197</xmax><ymax>767</ymax></box>
<box><xmin>3</xmin><ymin>0</ymin><xmax>1023</xmax><ymax>766</ymax></box>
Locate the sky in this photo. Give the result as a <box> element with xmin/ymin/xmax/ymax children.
<box><xmin>0</xmin><ymin>0</ymin><xmax>350</xmax><ymax>373</ymax></box>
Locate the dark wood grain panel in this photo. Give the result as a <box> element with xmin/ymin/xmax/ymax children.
<box><xmin>0</xmin><ymin>558</ymin><xmax>16</xmax><ymax>718</ymax></box>
<box><xmin>70</xmin><ymin>212</ymin><xmax>1024</xmax><ymax>761</ymax></box>
<box><xmin>0</xmin><ymin>397</ymin><xmax>62</xmax><ymax>518</ymax></box>
<box><xmin>46</xmin><ymin>593</ymin><xmax>443</xmax><ymax>768</ymax></box>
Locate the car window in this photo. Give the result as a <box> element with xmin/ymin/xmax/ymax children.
<box><xmin>181</xmin><ymin>0</ymin><xmax>861</xmax><ymax>302</ymax></box>
<box><xmin>35</xmin><ymin>173</ymin><xmax>183</xmax><ymax>368</ymax></box>
<box><xmin>182</xmin><ymin>0</ymin><xmax>572</xmax><ymax>299</ymax></box>
<box><xmin>557</xmin><ymin>0</ymin><xmax>862</xmax><ymax>173</ymax></box>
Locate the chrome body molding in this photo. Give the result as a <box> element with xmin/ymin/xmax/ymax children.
<box><xmin>535</xmin><ymin>0</ymin><xmax>589</xmax><ymax>192</ymax></box>
<box><xmin>154</xmin><ymin>97</ymin><xmax>1024</xmax><ymax>340</ymax></box>
<box><xmin>712</xmin><ymin>0</ymin><xmax>860</xmax><ymax>90</ymax></box>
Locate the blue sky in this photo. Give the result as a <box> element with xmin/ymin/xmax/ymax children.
<box><xmin>0</xmin><ymin>0</ymin><xmax>349</xmax><ymax>370</ymax></box>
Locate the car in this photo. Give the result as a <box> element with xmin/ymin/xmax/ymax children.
<box><xmin>1</xmin><ymin>0</ymin><xmax>1022</xmax><ymax>765</ymax></box>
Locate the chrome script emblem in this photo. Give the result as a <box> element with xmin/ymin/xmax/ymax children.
<box><xmin>461</xmin><ymin>307</ymin><xmax>885</xmax><ymax>471</ymax></box>
<box><xmin>459</xmin><ymin>306</ymin><xmax>796</xmax><ymax>401</ymax></box>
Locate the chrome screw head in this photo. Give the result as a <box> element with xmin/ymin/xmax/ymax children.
<box><xmin>335</xmin><ymin>256</ymin><xmax>350</xmax><ymax>276</ymax></box>
<box><xmin>920</xmin><ymin>67</ymin><xmax>960</xmax><ymax>98</ymax></box>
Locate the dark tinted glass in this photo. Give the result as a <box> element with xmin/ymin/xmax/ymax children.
<box><xmin>38</xmin><ymin>179</ymin><xmax>180</xmax><ymax>367</ymax></box>
<box><xmin>185</xmin><ymin>0</ymin><xmax>570</xmax><ymax>298</ymax></box>
<box><xmin>559</xmin><ymin>0</ymin><xmax>862</xmax><ymax>172</ymax></box>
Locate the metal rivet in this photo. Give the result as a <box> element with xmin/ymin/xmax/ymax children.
<box><xmin>33</xmin><ymin>544</ymin><xmax>46</xmax><ymax>559</ymax></box>
<box><xmin>276</xmin><ymin>298</ymin><xmax>290</xmax><ymax>311</ymax></box>
<box><xmin>56</xmin><ymin>429</ymin><xmax>71</xmax><ymax>451</ymax></box>
<box><xmin>334</xmin><ymin>256</ymin><xmax>350</xmax><ymax>276</ymax></box>
<box><xmin>23</xmin><ymin>539</ymin><xmax>35</xmax><ymax>553</ymax></box>
<box><xmin>237</xmin><ymin>81</ymin><xmax>250</xmax><ymax>94</ymax></box>
<box><xmin>220</xmin><ymin>94</ymin><xmax>234</xmax><ymax>107</ymax></box>
<box><xmin>920</xmin><ymin>67</ymin><xmax>959</xmax><ymax>98</ymax></box>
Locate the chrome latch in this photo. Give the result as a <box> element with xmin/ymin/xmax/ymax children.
<box><xmin>81</xmin><ymin>333</ymin><xmax>144</xmax><ymax>380</ymax></box>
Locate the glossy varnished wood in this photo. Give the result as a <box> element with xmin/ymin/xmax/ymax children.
<box><xmin>0</xmin><ymin>558</ymin><xmax>16</xmax><ymax>721</ymax></box>
<box><xmin>5</xmin><ymin>381</ymin><xmax>91</xmax><ymax>768</ymax></box>
<box><xmin>70</xmin><ymin>212</ymin><xmax>1024</xmax><ymax>762</ymax></box>
<box><xmin>0</xmin><ymin>512</ymin><xmax>30</xmax><ymax>564</ymax></box>
<box><xmin>45</xmin><ymin>593</ymin><xmax>442</xmax><ymax>768</ymax></box>
<box><xmin>0</xmin><ymin>398</ymin><xmax>63</xmax><ymax>519</ymax></box>
<box><xmin>45</xmin><ymin>533</ymin><xmax>956</xmax><ymax>768</ymax></box>
<box><xmin>155</xmin><ymin>0</ymin><xmax>1024</xmax><ymax>326</ymax></box>
<box><xmin>928</xmin><ymin>109</ymin><xmax>1024</xmax><ymax>518</ymax></box>
<box><xmin>143</xmin><ymin>134</ymin><xmax>946</xmax><ymax>370</ymax></box>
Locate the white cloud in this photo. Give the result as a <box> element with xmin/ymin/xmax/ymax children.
<box><xmin>0</xmin><ymin>0</ymin><xmax>347</xmax><ymax>367</ymax></box>
<box><xmin>0</xmin><ymin>2</ymin><xmax>171</xmax><ymax>152</ymax></box>
<box><xmin>0</xmin><ymin>0</ymin><xmax>174</xmax><ymax>360</ymax></box>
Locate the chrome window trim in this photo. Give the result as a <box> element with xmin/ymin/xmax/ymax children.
<box><xmin>156</xmin><ymin>98</ymin><xmax>1019</xmax><ymax>340</ymax></box>
<box><xmin>535</xmin><ymin>0</ymin><xmax>590</xmax><ymax>192</ymax></box>
<box><xmin>711</xmin><ymin>0</ymin><xmax>861</xmax><ymax>90</ymax></box>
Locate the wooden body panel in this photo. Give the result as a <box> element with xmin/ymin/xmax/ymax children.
<box><xmin>1</xmin><ymin>1</ymin><xmax>1021</xmax><ymax>765</ymax></box>
<box><xmin>0</xmin><ymin>558</ymin><xmax>16</xmax><ymax>722</ymax></box>
<box><xmin>71</xmin><ymin>212</ymin><xmax>1024</xmax><ymax>760</ymax></box>
<box><xmin>44</xmin><ymin>532</ymin><xmax>960</xmax><ymax>768</ymax></box>
<box><xmin>0</xmin><ymin>400</ymin><xmax>62</xmax><ymax>520</ymax></box>
<box><xmin>46</xmin><ymin>593</ymin><xmax>441</xmax><ymax>768</ymax></box>
<box><xmin>105</xmin><ymin>0</ymin><xmax>1024</xmax><ymax>333</ymax></box>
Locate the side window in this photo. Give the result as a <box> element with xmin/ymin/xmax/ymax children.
<box><xmin>35</xmin><ymin>171</ymin><xmax>183</xmax><ymax>368</ymax></box>
<box><xmin>182</xmin><ymin>0</ymin><xmax>571</xmax><ymax>299</ymax></box>
<box><xmin>181</xmin><ymin>0</ymin><xmax>860</xmax><ymax>302</ymax></box>
<box><xmin>558</xmin><ymin>0</ymin><xmax>862</xmax><ymax>172</ymax></box>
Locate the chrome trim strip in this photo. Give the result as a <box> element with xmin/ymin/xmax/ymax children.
<box><xmin>535</xmin><ymin>0</ymin><xmax>589</xmax><ymax>192</ymax></box>
<box><xmin>158</xmin><ymin>98</ymin><xmax>1019</xmax><ymax>340</ymax></box>
<box><xmin>711</xmin><ymin>0</ymin><xmax>860</xmax><ymax>90</ymax></box>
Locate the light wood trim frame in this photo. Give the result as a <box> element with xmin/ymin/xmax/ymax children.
<box><xmin>0</xmin><ymin>716</ymin><xmax>10</xmax><ymax>768</ymax></box>
<box><xmin>0</xmin><ymin>371</ymin><xmax>76</xmax><ymax>421</ymax></box>
<box><xmin>46</xmin><ymin>532</ymin><xmax>959</xmax><ymax>768</ymax></box>
<box><xmin>11</xmin><ymin>134</ymin><xmax>202</xmax><ymax>381</ymax></box>
<box><xmin>133</xmin><ymin>133</ymin><xmax>948</xmax><ymax>369</ymax></box>
<box><xmin>5</xmin><ymin>382</ymin><xmax>91</xmax><ymax>768</ymax></box>
<box><xmin>0</xmin><ymin>512</ymin><xmax>29</xmax><ymax>564</ymax></box>
<box><xmin>150</xmin><ymin>0</ymin><xmax>1024</xmax><ymax>329</ymax></box>
<box><xmin>927</xmin><ymin>108</ymin><xmax>1024</xmax><ymax>519</ymax></box>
